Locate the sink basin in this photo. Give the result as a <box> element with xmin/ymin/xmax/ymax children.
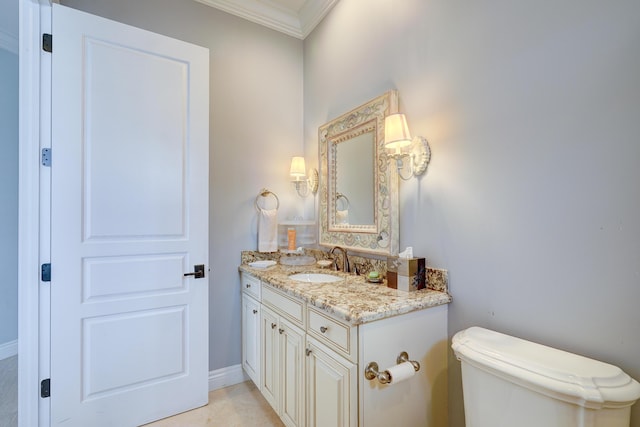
<box><xmin>288</xmin><ymin>273</ymin><xmax>343</xmax><ymax>283</ymax></box>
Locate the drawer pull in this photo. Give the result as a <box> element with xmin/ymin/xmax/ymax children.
<box><xmin>279</xmin><ymin>328</ymin><xmax>285</xmax><ymax>335</ymax></box>
<box><xmin>271</xmin><ymin>323</ymin><xmax>277</xmax><ymax>329</ymax></box>
<box><xmin>319</xmin><ymin>326</ymin><xmax>328</xmax><ymax>333</ymax></box>
<box><xmin>306</xmin><ymin>348</ymin><xmax>312</xmax><ymax>356</ymax></box>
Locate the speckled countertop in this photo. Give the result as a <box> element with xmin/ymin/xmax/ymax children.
<box><xmin>238</xmin><ymin>264</ymin><xmax>452</xmax><ymax>325</ymax></box>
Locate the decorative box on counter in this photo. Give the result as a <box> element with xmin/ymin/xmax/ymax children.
<box><xmin>387</xmin><ymin>256</ymin><xmax>426</xmax><ymax>292</ymax></box>
<box><xmin>277</xmin><ymin>220</ymin><xmax>316</xmax><ymax>250</ymax></box>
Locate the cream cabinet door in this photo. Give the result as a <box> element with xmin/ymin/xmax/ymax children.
<box><xmin>306</xmin><ymin>337</ymin><xmax>357</xmax><ymax>427</ymax></box>
<box><xmin>279</xmin><ymin>317</ymin><xmax>305</xmax><ymax>427</ymax></box>
<box><xmin>242</xmin><ymin>293</ymin><xmax>261</xmax><ymax>388</ymax></box>
<box><xmin>261</xmin><ymin>306</ymin><xmax>280</xmax><ymax>412</ymax></box>
<box><xmin>261</xmin><ymin>305</ymin><xmax>305</xmax><ymax>427</ymax></box>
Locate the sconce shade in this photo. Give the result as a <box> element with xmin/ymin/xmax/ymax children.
<box><xmin>384</xmin><ymin>113</ymin><xmax>412</xmax><ymax>152</ymax></box>
<box><xmin>383</xmin><ymin>112</ymin><xmax>431</xmax><ymax>180</ymax></box>
<box><xmin>290</xmin><ymin>156</ymin><xmax>306</xmax><ymax>180</ymax></box>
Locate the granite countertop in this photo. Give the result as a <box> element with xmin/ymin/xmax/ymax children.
<box><xmin>238</xmin><ymin>264</ymin><xmax>452</xmax><ymax>325</ymax></box>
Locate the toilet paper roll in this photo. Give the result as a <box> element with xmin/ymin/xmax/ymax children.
<box><xmin>385</xmin><ymin>361</ymin><xmax>416</xmax><ymax>384</ymax></box>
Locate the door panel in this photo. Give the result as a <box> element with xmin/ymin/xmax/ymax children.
<box><xmin>82</xmin><ymin>307</ymin><xmax>186</xmax><ymax>399</ymax></box>
<box><xmin>83</xmin><ymin>254</ymin><xmax>187</xmax><ymax>301</ymax></box>
<box><xmin>50</xmin><ymin>4</ymin><xmax>209</xmax><ymax>426</ymax></box>
<box><xmin>83</xmin><ymin>38</ymin><xmax>188</xmax><ymax>240</ymax></box>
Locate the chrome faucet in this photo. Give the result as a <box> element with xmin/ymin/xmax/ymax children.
<box><xmin>330</xmin><ymin>246</ymin><xmax>349</xmax><ymax>273</ymax></box>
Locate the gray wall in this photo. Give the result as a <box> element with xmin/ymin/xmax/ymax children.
<box><xmin>0</xmin><ymin>47</ymin><xmax>18</xmax><ymax>347</ymax></box>
<box><xmin>304</xmin><ymin>0</ymin><xmax>640</xmax><ymax>425</ymax></box>
<box><xmin>60</xmin><ymin>0</ymin><xmax>305</xmax><ymax>371</ymax></box>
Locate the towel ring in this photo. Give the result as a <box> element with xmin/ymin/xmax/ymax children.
<box><xmin>336</xmin><ymin>192</ymin><xmax>350</xmax><ymax>210</ymax></box>
<box><xmin>255</xmin><ymin>188</ymin><xmax>280</xmax><ymax>211</ymax></box>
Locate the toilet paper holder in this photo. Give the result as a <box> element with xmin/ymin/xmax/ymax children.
<box><xmin>365</xmin><ymin>351</ymin><xmax>421</xmax><ymax>384</ymax></box>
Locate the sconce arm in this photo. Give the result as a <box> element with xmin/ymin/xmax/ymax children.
<box><xmin>294</xmin><ymin>168</ymin><xmax>319</xmax><ymax>197</ymax></box>
<box><xmin>389</xmin><ymin>136</ymin><xmax>431</xmax><ymax>180</ymax></box>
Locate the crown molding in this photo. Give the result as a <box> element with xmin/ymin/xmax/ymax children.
<box><xmin>0</xmin><ymin>29</ymin><xmax>18</xmax><ymax>54</ymax></box>
<box><xmin>299</xmin><ymin>0</ymin><xmax>337</xmax><ymax>37</ymax></box>
<box><xmin>193</xmin><ymin>0</ymin><xmax>338</xmax><ymax>39</ymax></box>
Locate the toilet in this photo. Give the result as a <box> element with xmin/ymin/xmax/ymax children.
<box><xmin>452</xmin><ymin>326</ymin><xmax>640</xmax><ymax>427</ymax></box>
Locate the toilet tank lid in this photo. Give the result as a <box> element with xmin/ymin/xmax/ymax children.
<box><xmin>452</xmin><ymin>327</ymin><xmax>640</xmax><ymax>408</ymax></box>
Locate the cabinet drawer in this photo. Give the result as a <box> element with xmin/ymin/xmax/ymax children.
<box><xmin>307</xmin><ymin>307</ymin><xmax>357</xmax><ymax>362</ymax></box>
<box><xmin>262</xmin><ymin>285</ymin><xmax>305</xmax><ymax>329</ymax></box>
<box><xmin>241</xmin><ymin>273</ymin><xmax>261</xmax><ymax>300</ymax></box>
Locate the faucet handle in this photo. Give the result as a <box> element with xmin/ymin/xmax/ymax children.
<box><xmin>352</xmin><ymin>262</ymin><xmax>362</xmax><ymax>275</ymax></box>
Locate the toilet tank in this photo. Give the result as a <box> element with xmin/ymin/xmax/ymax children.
<box><xmin>452</xmin><ymin>327</ymin><xmax>640</xmax><ymax>427</ymax></box>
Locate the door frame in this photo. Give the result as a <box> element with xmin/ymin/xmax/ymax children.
<box><xmin>18</xmin><ymin>1</ymin><xmax>52</xmax><ymax>426</ymax></box>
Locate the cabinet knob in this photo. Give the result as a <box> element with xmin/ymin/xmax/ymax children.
<box><xmin>246</xmin><ymin>284</ymin><xmax>251</xmax><ymax>288</ymax></box>
<box><xmin>271</xmin><ymin>323</ymin><xmax>277</xmax><ymax>329</ymax></box>
<box><xmin>306</xmin><ymin>348</ymin><xmax>312</xmax><ymax>356</ymax></box>
<box><xmin>252</xmin><ymin>309</ymin><xmax>258</xmax><ymax>314</ymax></box>
<box><xmin>320</xmin><ymin>326</ymin><xmax>328</xmax><ymax>333</ymax></box>
<box><xmin>279</xmin><ymin>328</ymin><xmax>285</xmax><ymax>335</ymax></box>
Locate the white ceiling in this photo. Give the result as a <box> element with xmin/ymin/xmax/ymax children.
<box><xmin>193</xmin><ymin>0</ymin><xmax>339</xmax><ymax>39</ymax></box>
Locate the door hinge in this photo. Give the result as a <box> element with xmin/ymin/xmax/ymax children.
<box><xmin>42</xmin><ymin>148</ymin><xmax>51</xmax><ymax>167</ymax></box>
<box><xmin>42</xmin><ymin>33</ymin><xmax>52</xmax><ymax>53</ymax></box>
<box><xmin>41</xmin><ymin>263</ymin><xmax>51</xmax><ymax>282</ymax></box>
<box><xmin>41</xmin><ymin>378</ymin><xmax>50</xmax><ymax>398</ymax></box>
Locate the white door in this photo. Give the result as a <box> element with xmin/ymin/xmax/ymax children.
<box><xmin>49</xmin><ymin>4</ymin><xmax>209</xmax><ymax>426</ymax></box>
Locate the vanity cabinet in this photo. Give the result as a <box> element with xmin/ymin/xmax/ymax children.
<box><xmin>240</xmin><ymin>270</ymin><xmax>448</xmax><ymax>427</ymax></box>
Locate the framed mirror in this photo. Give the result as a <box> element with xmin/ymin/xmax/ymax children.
<box><xmin>319</xmin><ymin>90</ymin><xmax>399</xmax><ymax>255</ymax></box>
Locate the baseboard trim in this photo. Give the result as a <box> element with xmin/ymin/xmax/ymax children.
<box><xmin>208</xmin><ymin>364</ymin><xmax>249</xmax><ymax>391</ymax></box>
<box><xmin>0</xmin><ymin>339</ymin><xmax>18</xmax><ymax>361</ymax></box>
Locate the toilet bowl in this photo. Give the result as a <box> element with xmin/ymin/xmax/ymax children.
<box><xmin>452</xmin><ymin>327</ymin><xmax>640</xmax><ymax>427</ymax></box>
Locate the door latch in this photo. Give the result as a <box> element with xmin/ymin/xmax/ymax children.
<box><xmin>183</xmin><ymin>264</ymin><xmax>205</xmax><ymax>279</ymax></box>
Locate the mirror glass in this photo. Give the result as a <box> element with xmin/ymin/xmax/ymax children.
<box><xmin>319</xmin><ymin>90</ymin><xmax>399</xmax><ymax>256</ymax></box>
<box><xmin>334</xmin><ymin>125</ymin><xmax>375</xmax><ymax>225</ymax></box>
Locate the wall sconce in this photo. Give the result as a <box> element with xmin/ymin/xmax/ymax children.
<box><xmin>290</xmin><ymin>156</ymin><xmax>318</xmax><ymax>197</ymax></box>
<box><xmin>384</xmin><ymin>113</ymin><xmax>431</xmax><ymax>180</ymax></box>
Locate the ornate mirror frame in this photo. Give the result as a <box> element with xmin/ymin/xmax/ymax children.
<box><xmin>318</xmin><ymin>90</ymin><xmax>399</xmax><ymax>256</ymax></box>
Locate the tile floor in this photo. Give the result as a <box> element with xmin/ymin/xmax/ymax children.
<box><xmin>143</xmin><ymin>381</ymin><xmax>284</xmax><ymax>427</ymax></box>
<box><xmin>0</xmin><ymin>355</ymin><xmax>18</xmax><ymax>427</ymax></box>
<box><xmin>0</xmin><ymin>360</ymin><xmax>278</xmax><ymax>427</ymax></box>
